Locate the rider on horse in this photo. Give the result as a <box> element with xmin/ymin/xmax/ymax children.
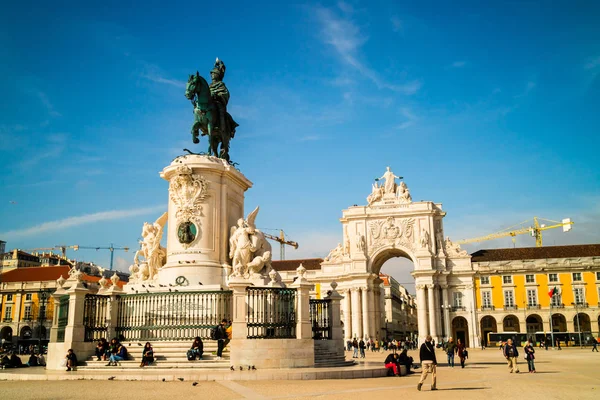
<box><xmin>209</xmin><ymin>59</ymin><xmax>238</xmax><ymax>140</ymax></box>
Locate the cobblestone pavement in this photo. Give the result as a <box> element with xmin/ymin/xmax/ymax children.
<box><xmin>1</xmin><ymin>347</ymin><xmax>598</xmax><ymax>399</ymax></box>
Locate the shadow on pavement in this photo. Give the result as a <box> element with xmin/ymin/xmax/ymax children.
<box><xmin>437</xmin><ymin>387</ymin><xmax>491</xmax><ymax>391</ymax></box>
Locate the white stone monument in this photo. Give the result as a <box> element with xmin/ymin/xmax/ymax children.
<box><xmin>126</xmin><ymin>154</ymin><xmax>252</xmax><ymax>291</ymax></box>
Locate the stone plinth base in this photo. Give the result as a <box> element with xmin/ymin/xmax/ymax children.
<box><xmin>230</xmin><ymin>339</ymin><xmax>315</xmax><ymax>369</ymax></box>
<box><xmin>47</xmin><ymin>342</ymin><xmax>95</xmax><ymax>371</ymax></box>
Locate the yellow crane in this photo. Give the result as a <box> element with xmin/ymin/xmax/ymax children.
<box><xmin>455</xmin><ymin>217</ymin><xmax>574</xmax><ymax>247</ymax></box>
<box><xmin>261</xmin><ymin>229</ymin><xmax>299</xmax><ymax>260</ymax></box>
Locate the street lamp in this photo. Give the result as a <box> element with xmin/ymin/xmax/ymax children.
<box><xmin>38</xmin><ymin>291</ymin><xmax>48</xmax><ymax>354</ymax></box>
<box><xmin>571</xmin><ymin>302</ymin><xmax>582</xmax><ymax>348</ymax></box>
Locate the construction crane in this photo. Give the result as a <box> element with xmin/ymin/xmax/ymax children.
<box><xmin>25</xmin><ymin>245</ymin><xmax>69</xmax><ymax>258</ymax></box>
<box><xmin>456</xmin><ymin>217</ymin><xmax>574</xmax><ymax>247</ymax></box>
<box><xmin>69</xmin><ymin>244</ymin><xmax>130</xmax><ymax>271</ymax></box>
<box><xmin>261</xmin><ymin>230</ymin><xmax>299</xmax><ymax>260</ymax></box>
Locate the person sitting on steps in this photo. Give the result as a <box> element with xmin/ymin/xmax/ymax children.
<box><xmin>140</xmin><ymin>342</ymin><xmax>154</xmax><ymax>367</ymax></box>
<box><xmin>66</xmin><ymin>349</ymin><xmax>77</xmax><ymax>372</ymax></box>
<box><xmin>107</xmin><ymin>343</ymin><xmax>128</xmax><ymax>366</ymax></box>
<box><xmin>187</xmin><ymin>337</ymin><xmax>204</xmax><ymax>361</ymax></box>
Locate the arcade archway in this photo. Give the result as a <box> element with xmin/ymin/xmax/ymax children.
<box><xmin>526</xmin><ymin>315</ymin><xmax>543</xmax><ymax>335</ymax></box>
<box><xmin>1</xmin><ymin>326</ymin><xmax>13</xmax><ymax>342</ymax></box>
<box><xmin>503</xmin><ymin>315</ymin><xmax>520</xmax><ymax>332</ymax></box>
<box><xmin>20</xmin><ymin>326</ymin><xmax>32</xmax><ymax>339</ymax></box>
<box><xmin>574</xmin><ymin>313</ymin><xmax>591</xmax><ymax>332</ymax></box>
<box><xmin>480</xmin><ymin>316</ymin><xmax>497</xmax><ymax>346</ymax></box>
<box><xmin>452</xmin><ymin>316</ymin><xmax>470</xmax><ymax>347</ymax></box>
<box><xmin>551</xmin><ymin>314</ymin><xmax>567</xmax><ymax>332</ymax></box>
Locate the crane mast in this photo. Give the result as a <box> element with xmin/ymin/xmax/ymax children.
<box><xmin>456</xmin><ymin>217</ymin><xmax>574</xmax><ymax>247</ymax></box>
<box><xmin>262</xmin><ymin>230</ymin><xmax>298</xmax><ymax>260</ymax></box>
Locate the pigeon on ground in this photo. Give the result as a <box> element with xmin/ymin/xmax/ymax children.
<box><xmin>239</xmin><ymin>366</ymin><xmax>243</xmax><ymax>371</ymax></box>
<box><xmin>251</xmin><ymin>366</ymin><xmax>256</xmax><ymax>370</ymax></box>
<box><xmin>248</xmin><ymin>366</ymin><xmax>251</xmax><ymax>370</ymax></box>
<box><xmin>192</xmin><ymin>382</ymin><xmax>198</xmax><ymax>386</ymax></box>
<box><xmin>230</xmin><ymin>366</ymin><xmax>235</xmax><ymax>371</ymax></box>
<box><xmin>178</xmin><ymin>378</ymin><xmax>184</xmax><ymax>382</ymax></box>
<box><xmin>162</xmin><ymin>378</ymin><xmax>166</xmax><ymax>382</ymax></box>
<box><xmin>137</xmin><ymin>343</ymin><xmax>142</xmax><ymax>346</ymax></box>
<box><xmin>108</xmin><ymin>376</ymin><xmax>115</xmax><ymax>380</ymax></box>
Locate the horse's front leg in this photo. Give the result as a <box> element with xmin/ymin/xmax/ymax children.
<box><xmin>191</xmin><ymin>117</ymin><xmax>201</xmax><ymax>144</ymax></box>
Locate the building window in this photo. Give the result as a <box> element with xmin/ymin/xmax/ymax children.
<box><xmin>572</xmin><ymin>272</ymin><xmax>582</xmax><ymax>282</ymax></box>
<box><xmin>503</xmin><ymin>276</ymin><xmax>512</xmax><ymax>284</ymax></box>
<box><xmin>596</xmin><ymin>272</ymin><xmax>600</xmax><ymax>281</ymax></box>
<box><xmin>573</xmin><ymin>288</ymin><xmax>585</xmax><ymax>305</ymax></box>
<box><xmin>3</xmin><ymin>305</ymin><xmax>11</xmax><ymax>320</ymax></box>
<box><xmin>504</xmin><ymin>290</ymin><xmax>515</xmax><ymax>307</ymax></box>
<box><xmin>6</xmin><ymin>294</ymin><xmax>13</xmax><ymax>302</ymax></box>
<box><xmin>525</xmin><ymin>274</ymin><xmax>535</xmax><ymax>283</ymax></box>
<box><xmin>25</xmin><ymin>294</ymin><xmax>32</xmax><ymax>301</ymax></box>
<box><xmin>453</xmin><ymin>292</ymin><xmax>463</xmax><ymax>307</ymax></box>
<box><xmin>482</xmin><ymin>291</ymin><xmax>492</xmax><ymax>308</ymax></box>
<box><xmin>548</xmin><ymin>273</ymin><xmax>558</xmax><ymax>283</ymax></box>
<box><xmin>480</xmin><ymin>276</ymin><xmax>490</xmax><ymax>285</ymax></box>
<box><xmin>551</xmin><ymin>291</ymin><xmax>562</xmax><ymax>307</ymax></box>
<box><xmin>527</xmin><ymin>289</ymin><xmax>537</xmax><ymax>306</ymax></box>
<box><xmin>24</xmin><ymin>305</ymin><xmax>32</xmax><ymax>320</ymax></box>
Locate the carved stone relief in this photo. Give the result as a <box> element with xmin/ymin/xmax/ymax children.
<box><xmin>368</xmin><ymin>217</ymin><xmax>415</xmax><ymax>255</ymax></box>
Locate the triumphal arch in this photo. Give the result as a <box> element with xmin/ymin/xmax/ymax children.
<box><xmin>318</xmin><ymin>167</ymin><xmax>476</xmax><ymax>346</ymax></box>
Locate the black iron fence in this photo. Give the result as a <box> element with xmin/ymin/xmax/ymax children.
<box><xmin>115</xmin><ymin>291</ymin><xmax>232</xmax><ymax>341</ymax></box>
<box><xmin>247</xmin><ymin>287</ymin><xmax>296</xmax><ymax>339</ymax></box>
<box><xmin>309</xmin><ymin>299</ymin><xmax>331</xmax><ymax>340</ymax></box>
<box><xmin>56</xmin><ymin>295</ymin><xmax>70</xmax><ymax>343</ymax></box>
<box><xmin>83</xmin><ymin>294</ymin><xmax>108</xmax><ymax>342</ymax></box>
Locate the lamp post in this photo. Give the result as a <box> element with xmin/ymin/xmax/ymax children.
<box><xmin>571</xmin><ymin>302</ymin><xmax>582</xmax><ymax>348</ymax></box>
<box><xmin>37</xmin><ymin>291</ymin><xmax>48</xmax><ymax>354</ymax></box>
<box><xmin>441</xmin><ymin>304</ymin><xmax>451</xmax><ymax>341</ymax></box>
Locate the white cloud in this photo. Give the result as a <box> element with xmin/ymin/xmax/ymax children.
<box><xmin>288</xmin><ymin>231</ymin><xmax>340</xmax><ymax>260</ymax></box>
<box><xmin>114</xmin><ymin>256</ymin><xmax>131</xmax><ymax>273</ymax></box>
<box><xmin>314</xmin><ymin>6</ymin><xmax>421</xmax><ymax>95</ymax></box>
<box><xmin>37</xmin><ymin>91</ymin><xmax>62</xmax><ymax>117</ymax></box>
<box><xmin>391</xmin><ymin>16</ymin><xmax>403</xmax><ymax>33</ymax></box>
<box><xmin>451</xmin><ymin>61</ymin><xmax>466</xmax><ymax>68</ymax></box>
<box><xmin>584</xmin><ymin>56</ymin><xmax>600</xmax><ymax>70</ymax></box>
<box><xmin>396</xmin><ymin>107</ymin><xmax>418</xmax><ymax>130</ymax></box>
<box><xmin>337</xmin><ymin>1</ymin><xmax>354</xmax><ymax>13</ymax></box>
<box><xmin>0</xmin><ymin>205</ymin><xmax>166</xmax><ymax>238</ymax></box>
<box><xmin>141</xmin><ymin>64</ymin><xmax>186</xmax><ymax>88</ymax></box>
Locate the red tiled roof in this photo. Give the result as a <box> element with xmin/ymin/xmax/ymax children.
<box><xmin>379</xmin><ymin>273</ymin><xmax>390</xmax><ymax>286</ymax></box>
<box><xmin>271</xmin><ymin>258</ymin><xmax>323</xmax><ymax>271</ymax></box>
<box><xmin>0</xmin><ymin>266</ymin><xmax>125</xmax><ymax>287</ymax></box>
<box><xmin>470</xmin><ymin>244</ymin><xmax>600</xmax><ymax>262</ymax></box>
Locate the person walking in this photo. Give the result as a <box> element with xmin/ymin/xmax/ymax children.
<box><xmin>417</xmin><ymin>335</ymin><xmax>438</xmax><ymax>391</ymax></box>
<box><xmin>592</xmin><ymin>339</ymin><xmax>598</xmax><ymax>352</ymax></box>
<box><xmin>524</xmin><ymin>340</ymin><xmax>536</xmax><ymax>373</ymax></box>
<box><xmin>352</xmin><ymin>338</ymin><xmax>359</xmax><ymax>358</ymax></box>
<box><xmin>359</xmin><ymin>338</ymin><xmax>366</xmax><ymax>358</ymax></box>
<box><xmin>503</xmin><ymin>338</ymin><xmax>520</xmax><ymax>373</ymax></box>
<box><xmin>216</xmin><ymin>319</ymin><xmax>227</xmax><ymax>360</ymax></box>
<box><xmin>457</xmin><ymin>338</ymin><xmax>467</xmax><ymax>368</ymax></box>
<box><xmin>446</xmin><ymin>337</ymin><xmax>456</xmax><ymax>367</ymax></box>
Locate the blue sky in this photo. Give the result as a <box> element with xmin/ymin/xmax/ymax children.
<box><xmin>1</xmin><ymin>1</ymin><xmax>599</xmax><ymax>289</ymax></box>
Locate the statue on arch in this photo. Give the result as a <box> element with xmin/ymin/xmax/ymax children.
<box><xmin>185</xmin><ymin>58</ymin><xmax>239</xmax><ymax>161</ymax></box>
<box><xmin>378</xmin><ymin>167</ymin><xmax>402</xmax><ymax>195</ymax></box>
<box><xmin>396</xmin><ymin>181</ymin><xmax>412</xmax><ymax>203</ymax></box>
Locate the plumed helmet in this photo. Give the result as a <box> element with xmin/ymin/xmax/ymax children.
<box><xmin>211</xmin><ymin>57</ymin><xmax>226</xmax><ymax>79</ymax></box>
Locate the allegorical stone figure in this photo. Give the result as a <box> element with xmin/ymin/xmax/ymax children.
<box><xmin>379</xmin><ymin>166</ymin><xmax>401</xmax><ymax>195</ymax></box>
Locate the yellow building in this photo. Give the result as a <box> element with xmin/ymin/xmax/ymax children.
<box><xmin>472</xmin><ymin>244</ymin><xmax>600</xmax><ymax>346</ymax></box>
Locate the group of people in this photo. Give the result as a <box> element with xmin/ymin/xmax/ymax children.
<box><xmin>347</xmin><ymin>338</ymin><xmax>417</xmax><ymax>357</ymax></box>
<box><xmin>383</xmin><ymin>349</ymin><xmax>415</xmax><ymax>376</ymax></box>
<box><xmin>188</xmin><ymin>319</ymin><xmax>231</xmax><ymax>361</ymax></box>
<box><xmin>95</xmin><ymin>338</ymin><xmax>135</xmax><ymax>367</ymax></box>
<box><xmin>0</xmin><ymin>351</ymin><xmax>46</xmax><ymax>369</ymax></box>
<box><xmin>444</xmin><ymin>337</ymin><xmax>468</xmax><ymax>368</ymax></box>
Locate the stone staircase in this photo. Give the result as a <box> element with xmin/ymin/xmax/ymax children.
<box><xmin>314</xmin><ymin>340</ymin><xmax>355</xmax><ymax>368</ymax></box>
<box><xmin>78</xmin><ymin>340</ymin><xmax>230</xmax><ymax>370</ymax></box>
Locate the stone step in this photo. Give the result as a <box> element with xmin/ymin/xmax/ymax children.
<box><xmin>78</xmin><ymin>360</ymin><xmax>230</xmax><ymax>370</ymax></box>
<box><xmin>314</xmin><ymin>360</ymin><xmax>356</xmax><ymax>368</ymax></box>
<box><xmin>88</xmin><ymin>355</ymin><xmax>229</xmax><ymax>362</ymax></box>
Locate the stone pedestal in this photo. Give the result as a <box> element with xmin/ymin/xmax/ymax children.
<box><xmin>158</xmin><ymin>155</ymin><xmax>252</xmax><ymax>289</ymax></box>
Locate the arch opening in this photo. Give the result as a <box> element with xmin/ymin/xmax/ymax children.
<box><xmin>503</xmin><ymin>315</ymin><xmax>520</xmax><ymax>333</ymax></box>
<box><xmin>452</xmin><ymin>316</ymin><xmax>469</xmax><ymax>347</ymax></box>
<box><xmin>480</xmin><ymin>316</ymin><xmax>497</xmax><ymax>347</ymax></box>
<box><xmin>526</xmin><ymin>314</ymin><xmax>543</xmax><ymax>335</ymax></box>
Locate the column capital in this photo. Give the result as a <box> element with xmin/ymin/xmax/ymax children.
<box><xmin>426</xmin><ymin>283</ymin><xmax>435</xmax><ymax>290</ymax></box>
<box><xmin>415</xmin><ymin>284</ymin><xmax>427</xmax><ymax>291</ymax></box>
<box><xmin>351</xmin><ymin>287</ymin><xmax>360</xmax><ymax>293</ymax></box>
<box><xmin>362</xmin><ymin>286</ymin><xmax>371</xmax><ymax>292</ymax></box>
<box><xmin>440</xmin><ymin>284</ymin><xmax>449</xmax><ymax>290</ymax></box>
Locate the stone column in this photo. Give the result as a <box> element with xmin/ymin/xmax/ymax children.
<box><xmin>49</xmin><ymin>287</ymin><xmax>67</xmax><ymax>343</ymax></box>
<box><xmin>14</xmin><ymin>293</ymin><xmax>23</xmax><ymax>325</ymax></box>
<box><xmin>416</xmin><ymin>284</ymin><xmax>428</xmax><ymax>345</ymax></box>
<box><xmin>465</xmin><ymin>284</ymin><xmax>479</xmax><ymax>348</ymax></box>
<box><xmin>228</xmin><ymin>277</ymin><xmax>249</xmax><ymax>368</ymax></box>
<box><xmin>290</xmin><ymin>274</ymin><xmax>313</xmax><ymax>340</ymax></box>
<box><xmin>104</xmin><ymin>284</ymin><xmax>124</xmax><ymax>340</ymax></box>
<box><xmin>372</xmin><ymin>287</ymin><xmax>380</xmax><ymax>339</ymax></box>
<box><xmin>362</xmin><ymin>286</ymin><xmax>371</xmax><ymax>340</ymax></box>
<box><xmin>343</xmin><ymin>289</ymin><xmax>352</xmax><ymax>340</ymax></box>
<box><xmin>427</xmin><ymin>284</ymin><xmax>439</xmax><ymax>342</ymax></box>
<box><xmin>441</xmin><ymin>285</ymin><xmax>451</xmax><ymax>340</ymax></box>
<box><xmin>434</xmin><ymin>287</ymin><xmax>442</xmax><ymax>340</ymax></box>
<box><xmin>325</xmin><ymin>282</ymin><xmax>344</xmax><ymax>341</ymax></box>
<box><xmin>351</xmin><ymin>287</ymin><xmax>361</xmax><ymax>339</ymax></box>
<box><xmin>367</xmin><ymin>286</ymin><xmax>376</xmax><ymax>339</ymax></box>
